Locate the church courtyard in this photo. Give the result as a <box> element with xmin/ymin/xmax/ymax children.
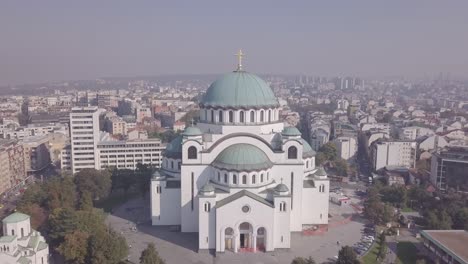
<box><xmin>106</xmin><ymin>192</ymin><xmax>366</xmax><ymax>264</ymax></box>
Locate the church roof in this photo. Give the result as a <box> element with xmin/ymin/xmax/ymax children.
<box><xmin>315</xmin><ymin>167</ymin><xmax>327</xmax><ymax>177</ymax></box>
<box><xmin>212</xmin><ymin>144</ymin><xmax>273</xmax><ymax>171</ymax></box>
<box><xmin>2</xmin><ymin>212</ymin><xmax>30</xmax><ymax>224</ymax></box>
<box><xmin>301</xmin><ymin>138</ymin><xmax>316</xmax><ymax>158</ymax></box>
<box><xmin>216</xmin><ymin>190</ymin><xmax>273</xmax><ymax>208</ymax></box>
<box><xmin>182</xmin><ymin>126</ymin><xmax>202</xmax><ymax>136</ymax></box>
<box><xmin>164</xmin><ymin>135</ymin><xmax>183</xmax><ymax>159</ymax></box>
<box><xmin>200</xmin><ymin>71</ymin><xmax>279</xmax><ymax>109</ymax></box>
<box><xmin>282</xmin><ymin>126</ymin><xmax>302</xmax><ymax>136</ymax></box>
<box><xmin>200</xmin><ymin>182</ymin><xmax>215</xmax><ymax>193</ymax></box>
<box><xmin>274</xmin><ymin>183</ymin><xmax>289</xmax><ymax>193</ymax></box>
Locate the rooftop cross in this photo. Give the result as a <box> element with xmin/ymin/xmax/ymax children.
<box><xmin>235</xmin><ymin>49</ymin><xmax>244</xmax><ymax>71</ymax></box>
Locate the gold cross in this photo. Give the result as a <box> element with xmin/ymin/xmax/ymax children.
<box><xmin>235</xmin><ymin>49</ymin><xmax>244</xmax><ymax>71</ymax></box>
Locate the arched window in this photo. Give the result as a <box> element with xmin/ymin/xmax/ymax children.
<box><xmin>267</xmin><ymin>172</ymin><xmax>269</xmax><ymax>181</ymax></box>
<box><xmin>306</xmin><ymin>160</ymin><xmax>309</xmax><ymax>168</ymax></box>
<box><xmin>260</xmin><ymin>173</ymin><xmax>264</xmax><ymax>182</ymax></box>
<box><xmin>204</xmin><ymin>202</ymin><xmax>211</xmax><ymax>212</ymax></box>
<box><xmin>288</xmin><ymin>146</ymin><xmax>298</xmax><ymax>159</ymax></box>
<box><xmin>252</xmin><ymin>174</ymin><xmax>256</xmax><ymax>184</ymax></box>
<box><xmin>268</xmin><ymin>110</ymin><xmax>272</xmax><ymax>122</ymax></box>
<box><xmin>279</xmin><ymin>201</ymin><xmax>287</xmax><ymax>212</ymax></box>
<box><xmin>218</xmin><ymin>111</ymin><xmax>223</xmax><ymax>123</ymax></box>
<box><xmin>21</xmin><ymin>228</ymin><xmax>24</xmax><ymax>237</ymax></box>
<box><xmin>250</xmin><ymin>111</ymin><xmax>255</xmax><ymax>123</ymax></box>
<box><xmin>233</xmin><ymin>174</ymin><xmax>237</xmax><ymax>184</ymax></box>
<box><xmin>211</xmin><ymin>110</ymin><xmax>214</xmax><ymax>123</ymax></box>
<box><xmin>240</xmin><ymin>111</ymin><xmax>245</xmax><ymax>123</ymax></box>
<box><xmin>171</xmin><ymin>161</ymin><xmax>174</xmax><ymax>169</ymax></box>
<box><xmin>260</xmin><ymin>110</ymin><xmax>264</xmax><ymax>122</ymax></box>
<box><xmin>205</xmin><ymin>109</ymin><xmax>208</xmax><ymax>121</ymax></box>
<box><xmin>319</xmin><ymin>184</ymin><xmax>326</xmax><ymax>193</ymax></box>
<box><xmin>188</xmin><ymin>146</ymin><xmax>197</xmax><ymax>159</ymax></box>
<box><xmin>228</xmin><ymin>111</ymin><xmax>233</xmax><ymax>123</ymax></box>
<box><xmin>11</xmin><ymin>229</ymin><xmax>14</xmax><ymax>236</ymax></box>
<box><xmin>218</xmin><ymin>172</ymin><xmax>221</xmax><ymax>182</ymax></box>
<box><xmin>224</xmin><ymin>173</ymin><xmax>228</xmax><ymax>183</ymax></box>
<box><xmin>242</xmin><ymin>175</ymin><xmax>247</xmax><ymax>184</ymax></box>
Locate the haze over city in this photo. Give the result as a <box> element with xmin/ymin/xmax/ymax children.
<box><xmin>1</xmin><ymin>0</ymin><xmax>468</xmax><ymax>85</ymax></box>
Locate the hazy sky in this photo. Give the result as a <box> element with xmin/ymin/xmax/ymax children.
<box><xmin>1</xmin><ymin>0</ymin><xmax>468</xmax><ymax>85</ymax></box>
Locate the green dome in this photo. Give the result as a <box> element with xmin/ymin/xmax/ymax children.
<box><xmin>315</xmin><ymin>167</ymin><xmax>327</xmax><ymax>177</ymax></box>
<box><xmin>212</xmin><ymin>144</ymin><xmax>273</xmax><ymax>171</ymax></box>
<box><xmin>282</xmin><ymin>126</ymin><xmax>302</xmax><ymax>136</ymax></box>
<box><xmin>164</xmin><ymin>135</ymin><xmax>183</xmax><ymax>159</ymax></box>
<box><xmin>274</xmin><ymin>183</ymin><xmax>289</xmax><ymax>193</ymax></box>
<box><xmin>200</xmin><ymin>182</ymin><xmax>215</xmax><ymax>193</ymax></box>
<box><xmin>201</xmin><ymin>71</ymin><xmax>279</xmax><ymax>108</ymax></box>
<box><xmin>301</xmin><ymin>139</ymin><xmax>316</xmax><ymax>158</ymax></box>
<box><xmin>183</xmin><ymin>126</ymin><xmax>202</xmax><ymax>136</ymax></box>
<box><xmin>2</xmin><ymin>212</ymin><xmax>30</xmax><ymax>224</ymax></box>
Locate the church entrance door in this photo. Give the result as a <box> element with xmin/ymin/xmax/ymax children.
<box><xmin>240</xmin><ymin>234</ymin><xmax>245</xmax><ymax>248</ymax></box>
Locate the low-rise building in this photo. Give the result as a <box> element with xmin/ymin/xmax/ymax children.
<box><xmin>398</xmin><ymin>126</ymin><xmax>434</xmax><ymax>140</ymax></box>
<box><xmin>420</xmin><ymin>230</ymin><xmax>468</xmax><ymax>264</ymax></box>
<box><xmin>0</xmin><ymin>212</ymin><xmax>49</xmax><ymax>264</ymax></box>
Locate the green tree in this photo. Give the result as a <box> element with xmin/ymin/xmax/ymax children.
<box><xmin>453</xmin><ymin>208</ymin><xmax>468</xmax><ymax>230</ymax></box>
<box><xmin>87</xmin><ymin>228</ymin><xmax>128</xmax><ymax>264</ymax></box>
<box><xmin>316</xmin><ymin>152</ymin><xmax>326</xmax><ymax>166</ymax></box>
<box><xmin>74</xmin><ymin>169</ymin><xmax>111</xmax><ymax>200</ymax></box>
<box><xmin>48</xmin><ymin>207</ymin><xmax>78</xmax><ymax>247</ymax></box>
<box><xmin>291</xmin><ymin>256</ymin><xmax>316</xmax><ymax>264</ymax></box>
<box><xmin>46</xmin><ymin>176</ymin><xmax>77</xmax><ymax>210</ymax></box>
<box><xmin>318</xmin><ymin>142</ymin><xmax>337</xmax><ymax>162</ymax></box>
<box><xmin>334</xmin><ymin>158</ymin><xmax>349</xmax><ymax>176</ymax></box>
<box><xmin>111</xmin><ymin>169</ymin><xmax>137</xmax><ymax>193</ymax></box>
<box><xmin>58</xmin><ymin>230</ymin><xmax>90</xmax><ymax>264</ymax></box>
<box><xmin>79</xmin><ymin>191</ymin><xmax>94</xmax><ymax>211</ymax></box>
<box><xmin>337</xmin><ymin>246</ymin><xmax>360</xmax><ymax>264</ymax></box>
<box><xmin>136</xmin><ymin>163</ymin><xmax>153</xmax><ymax>198</ymax></box>
<box><xmin>140</xmin><ymin>243</ymin><xmax>165</xmax><ymax>264</ymax></box>
<box><xmin>377</xmin><ymin>233</ymin><xmax>387</xmax><ymax>260</ymax></box>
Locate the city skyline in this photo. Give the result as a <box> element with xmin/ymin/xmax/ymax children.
<box><xmin>1</xmin><ymin>1</ymin><xmax>468</xmax><ymax>85</ymax></box>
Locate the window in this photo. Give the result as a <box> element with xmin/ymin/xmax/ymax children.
<box><xmin>306</xmin><ymin>160</ymin><xmax>309</xmax><ymax>168</ymax></box>
<box><xmin>224</xmin><ymin>174</ymin><xmax>228</xmax><ymax>183</ymax></box>
<box><xmin>268</xmin><ymin>110</ymin><xmax>272</xmax><ymax>122</ymax></box>
<box><xmin>319</xmin><ymin>184</ymin><xmax>326</xmax><ymax>193</ymax></box>
<box><xmin>205</xmin><ymin>109</ymin><xmax>208</xmax><ymax>121</ymax></box>
<box><xmin>288</xmin><ymin>146</ymin><xmax>298</xmax><ymax>159</ymax></box>
<box><xmin>240</xmin><ymin>111</ymin><xmax>245</xmax><ymax>123</ymax></box>
<box><xmin>260</xmin><ymin>110</ymin><xmax>264</xmax><ymax>122</ymax></box>
<box><xmin>218</xmin><ymin>111</ymin><xmax>223</xmax><ymax>123</ymax></box>
<box><xmin>242</xmin><ymin>175</ymin><xmax>247</xmax><ymax>184</ymax></box>
<box><xmin>252</xmin><ymin>174</ymin><xmax>256</xmax><ymax>184</ymax></box>
<box><xmin>260</xmin><ymin>173</ymin><xmax>264</xmax><ymax>182</ymax></box>
<box><xmin>188</xmin><ymin>146</ymin><xmax>197</xmax><ymax>159</ymax></box>
<box><xmin>171</xmin><ymin>161</ymin><xmax>174</xmax><ymax>169</ymax></box>
<box><xmin>279</xmin><ymin>201</ymin><xmax>287</xmax><ymax>212</ymax></box>
<box><xmin>233</xmin><ymin>174</ymin><xmax>237</xmax><ymax>184</ymax></box>
<box><xmin>250</xmin><ymin>111</ymin><xmax>255</xmax><ymax>123</ymax></box>
<box><xmin>211</xmin><ymin>110</ymin><xmax>214</xmax><ymax>122</ymax></box>
<box><xmin>156</xmin><ymin>186</ymin><xmax>161</xmax><ymax>194</ymax></box>
<box><xmin>11</xmin><ymin>230</ymin><xmax>14</xmax><ymax>236</ymax></box>
<box><xmin>218</xmin><ymin>172</ymin><xmax>221</xmax><ymax>182</ymax></box>
<box><xmin>204</xmin><ymin>202</ymin><xmax>211</xmax><ymax>212</ymax></box>
<box><xmin>191</xmin><ymin>173</ymin><xmax>194</xmax><ymax>211</ymax></box>
<box><xmin>229</xmin><ymin>111</ymin><xmax>234</xmax><ymax>123</ymax></box>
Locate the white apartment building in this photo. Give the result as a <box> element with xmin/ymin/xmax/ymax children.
<box><xmin>398</xmin><ymin>126</ymin><xmax>434</xmax><ymax>140</ymax></box>
<box><xmin>334</xmin><ymin>136</ymin><xmax>357</xmax><ymax>161</ymax></box>
<box><xmin>136</xmin><ymin>107</ymin><xmax>152</xmax><ymax>123</ymax></box>
<box><xmin>69</xmin><ymin>107</ymin><xmax>102</xmax><ymax>173</ymax></box>
<box><xmin>371</xmin><ymin>140</ymin><xmax>416</xmax><ymax>171</ymax></box>
<box><xmin>97</xmin><ymin>139</ymin><xmax>164</xmax><ymax>169</ymax></box>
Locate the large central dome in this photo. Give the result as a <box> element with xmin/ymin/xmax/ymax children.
<box><xmin>201</xmin><ymin>71</ymin><xmax>279</xmax><ymax>108</ymax></box>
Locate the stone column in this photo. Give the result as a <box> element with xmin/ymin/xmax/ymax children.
<box><xmin>252</xmin><ymin>235</ymin><xmax>257</xmax><ymax>252</ymax></box>
<box><xmin>233</xmin><ymin>234</ymin><xmax>238</xmax><ymax>253</ymax></box>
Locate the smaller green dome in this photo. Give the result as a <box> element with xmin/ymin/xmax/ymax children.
<box><xmin>274</xmin><ymin>183</ymin><xmax>289</xmax><ymax>193</ymax></box>
<box><xmin>315</xmin><ymin>167</ymin><xmax>327</xmax><ymax>177</ymax></box>
<box><xmin>164</xmin><ymin>135</ymin><xmax>183</xmax><ymax>159</ymax></box>
<box><xmin>183</xmin><ymin>126</ymin><xmax>202</xmax><ymax>136</ymax></box>
<box><xmin>282</xmin><ymin>126</ymin><xmax>302</xmax><ymax>136</ymax></box>
<box><xmin>2</xmin><ymin>212</ymin><xmax>30</xmax><ymax>224</ymax></box>
<box><xmin>301</xmin><ymin>139</ymin><xmax>316</xmax><ymax>158</ymax></box>
<box><xmin>200</xmin><ymin>182</ymin><xmax>215</xmax><ymax>193</ymax></box>
<box><xmin>212</xmin><ymin>144</ymin><xmax>273</xmax><ymax>171</ymax></box>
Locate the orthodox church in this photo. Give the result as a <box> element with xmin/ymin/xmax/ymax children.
<box><xmin>150</xmin><ymin>52</ymin><xmax>330</xmax><ymax>253</ymax></box>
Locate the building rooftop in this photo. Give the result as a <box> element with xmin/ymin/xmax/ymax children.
<box><xmin>2</xmin><ymin>212</ymin><xmax>30</xmax><ymax>224</ymax></box>
<box><xmin>421</xmin><ymin>230</ymin><xmax>468</xmax><ymax>264</ymax></box>
<box><xmin>212</xmin><ymin>143</ymin><xmax>273</xmax><ymax>172</ymax></box>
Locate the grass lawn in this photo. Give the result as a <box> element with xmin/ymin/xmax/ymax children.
<box><xmin>95</xmin><ymin>190</ymin><xmax>139</xmax><ymax>212</ymax></box>
<box><xmin>400</xmin><ymin>207</ymin><xmax>414</xmax><ymax>213</ymax></box>
<box><xmin>361</xmin><ymin>242</ymin><xmax>380</xmax><ymax>264</ymax></box>
<box><xmin>396</xmin><ymin>242</ymin><xmax>418</xmax><ymax>264</ymax></box>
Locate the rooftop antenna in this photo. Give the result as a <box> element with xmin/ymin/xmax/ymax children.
<box><xmin>235</xmin><ymin>49</ymin><xmax>244</xmax><ymax>71</ymax></box>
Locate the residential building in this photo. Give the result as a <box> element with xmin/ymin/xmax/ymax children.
<box><xmin>0</xmin><ymin>212</ymin><xmax>49</xmax><ymax>264</ymax></box>
<box><xmin>105</xmin><ymin>116</ymin><xmax>128</xmax><ymax>135</ymax></box>
<box><xmin>430</xmin><ymin>147</ymin><xmax>468</xmax><ymax>192</ymax></box>
<box><xmin>334</xmin><ymin>136</ymin><xmax>357</xmax><ymax>161</ymax></box>
<box><xmin>22</xmin><ymin>135</ymin><xmax>51</xmax><ymax>173</ymax></box>
<box><xmin>371</xmin><ymin>140</ymin><xmax>416</xmax><ymax>171</ymax></box>
<box><xmin>399</xmin><ymin>126</ymin><xmax>434</xmax><ymax>140</ymax></box>
<box><xmin>136</xmin><ymin>107</ymin><xmax>152</xmax><ymax>123</ymax></box>
<box><xmin>0</xmin><ymin>140</ymin><xmax>26</xmax><ymax>196</ymax></box>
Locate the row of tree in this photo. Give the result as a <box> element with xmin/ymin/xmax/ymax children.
<box><xmin>17</xmin><ymin>166</ymin><xmax>166</xmax><ymax>264</ymax></box>
<box><xmin>290</xmin><ymin>246</ymin><xmax>360</xmax><ymax>264</ymax></box>
<box><xmin>316</xmin><ymin>142</ymin><xmax>356</xmax><ymax>177</ymax></box>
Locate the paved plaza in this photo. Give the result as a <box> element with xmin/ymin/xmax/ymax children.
<box><xmin>106</xmin><ymin>192</ymin><xmax>366</xmax><ymax>264</ymax></box>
